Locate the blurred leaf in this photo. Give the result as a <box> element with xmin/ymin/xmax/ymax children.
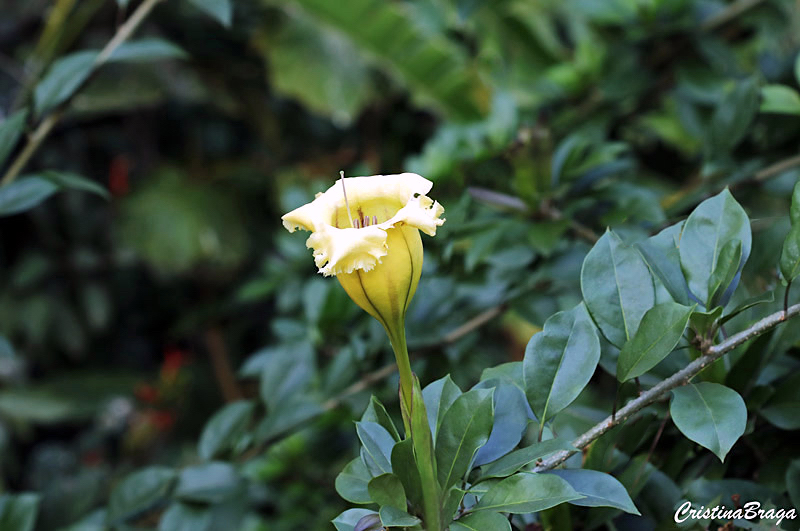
<box><xmin>780</xmin><ymin>224</ymin><xmax>800</xmax><ymax>282</ymax></box>
<box><xmin>158</xmin><ymin>502</ymin><xmax>212</xmax><ymax>531</ymax></box>
<box><xmin>175</xmin><ymin>462</ymin><xmax>242</xmax><ymax>504</ymax></box>
<box><xmin>450</xmin><ymin>511</ymin><xmax>511</xmax><ymax>531</ymax></box>
<box><xmin>547</xmin><ymin>469</ymin><xmax>639</xmax><ymax>514</ymax></box>
<box><xmin>670</xmin><ymin>382</ymin><xmax>746</xmax><ymax>461</ymax></box>
<box><xmin>198</xmin><ymin>400</ymin><xmax>255</xmax><ymax>460</ymax></box>
<box><xmin>109</xmin><ymin>38</ymin><xmax>188</xmax><ymax>63</ymax></box>
<box><xmin>617</xmin><ymin>302</ymin><xmax>693</xmax><ymax>382</ymax></box>
<box><xmin>0</xmin><ymin>336</ymin><xmax>14</xmax><ymax>358</ymax></box>
<box><xmin>708</xmin><ymin>78</ymin><xmax>759</xmax><ymax>155</ymax></box>
<box><xmin>435</xmin><ymin>387</ymin><xmax>493</xmax><ymax>490</ymax></box>
<box><xmin>39</xmin><ymin>170</ymin><xmax>109</xmax><ymax>199</ymax></box>
<box><xmin>760</xmin><ymin>85</ymin><xmax>800</xmax><ymax>115</ymax></box>
<box><xmin>259</xmin><ymin>345</ymin><xmax>315</xmax><ymax>411</ymax></box>
<box><xmin>720</xmin><ymin>291</ymin><xmax>774</xmax><ymax>325</ymax></box>
<box><xmin>581</xmin><ymin>229</ymin><xmax>655</xmax><ymax>347</ymax></box>
<box><xmin>34</xmin><ymin>51</ymin><xmax>97</xmax><ymax>116</ymax></box>
<box><xmin>0</xmin><ymin>177</ymin><xmax>58</xmax><ymax>217</ymax></box>
<box><xmin>0</xmin><ymin>493</ymin><xmax>39</xmax><ymax>531</ymax></box>
<box><xmin>187</xmin><ymin>0</ymin><xmax>233</xmax><ymax>26</ymax></box>
<box><xmin>523</xmin><ymin>304</ymin><xmax>600</xmax><ymax>423</ymax></box>
<box><xmin>473</xmin><ymin>472</ymin><xmax>582</xmax><ymax>513</ymax></box>
<box><xmin>107</xmin><ymin>467</ymin><xmax>176</xmax><ymax>524</ymax></box>
<box><xmin>282</xmin><ymin>0</ymin><xmax>489</xmax><ymax>120</ymax></box>
<box><xmin>367</xmin><ymin>473</ymin><xmax>406</xmax><ymax>510</ymax></box>
<box><xmin>477</xmin><ymin>438</ymin><xmax>576</xmax><ymax>480</ymax></box>
<box><xmin>760</xmin><ymin>373</ymin><xmax>800</xmax><ymax>430</ymax></box>
<box><xmin>787</xmin><ymin>460</ymin><xmax>800</xmax><ymax>509</ymax></box>
<box><xmin>0</xmin><ymin>109</ymin><xmax>28</xmax><ymax>170</ymax></box>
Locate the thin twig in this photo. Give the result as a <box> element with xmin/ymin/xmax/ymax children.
<box><xmin>204</xmin><ymin>327</ymin><xmax>243</xmax><ymax>402</ymax></box>
<box><xmin>754</xmin><ymin>154</ymin><xmax>800</xmax><ymax>183</ymax></box>
<box><xmin>700</xmin><ymin>0</ymin><xmax>766</xmax><ymax>31</ymax></box>
<box><xmin>0</xmin><ymin>0</ymin><xmax>164</xmax><ymax>186</ymax></box>
<box><xmin>534</xmin><ymin>302</ymin><xmax>800</xmax><ymax>472</ymax></box>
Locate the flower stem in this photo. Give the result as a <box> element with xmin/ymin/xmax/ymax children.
<box><xmin>388</xmin><ymin>326</ymin><xmax>414</xmax><ymax>419</ymax></box>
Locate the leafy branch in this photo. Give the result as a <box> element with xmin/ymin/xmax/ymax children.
<box><xmin>534</xmin><ymin>301</ymin><xmax>800</xmax><ymax>472</ymax></box>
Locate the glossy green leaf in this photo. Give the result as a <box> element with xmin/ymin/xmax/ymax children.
<box><xmin>635</xmin><ymin>224</ymin><xmax>689</xmax><ymax>306</ymax></box>
<box><xmin>451</xmin><ymin>511</ymin><xmax>511</xmax><ymax>531</ymax></box>
<box><xmin>158</xmin><ymin>502</ymin><xmax>212</xmax><ymax>531</ymax></box>
<box><xmin>689</xmin><ymin>306</ymin><xmax>723</xmax><ymax>336</ymax></box>
<box><xmin>422</xmin><ymin>375</ymin><xmax>462</xmax><ymax>440</ymax></box>
<box><xmin>332</xmin><ymin>509</ymin><xmax>377</xmax><ymax>531</ymax></box>
<box><xmin>361</xmin><ymin>396</ymin><xmax>400</xmax><ymax>442</ymax></box>
<box><xmin>760</xmin><ymin>85</ymin><xmax>800</xmax><ymax>115</ymax></box>
<box><xmin>390</xmin><ymin>439</ymin><xmax>422</xmax><ymax>510</ymax></box>
<box><xmin>679</xmin><ymin>189</ymin><xmax>751</xmax><ymax>307</ymax></box>
<box><xmin>478</xmin><ymin>438</ymin><xmax>577</xmax><ymax>481</ymax></box>
<box><xmin>197</xmin><ymin>400</ymin><xmax>254</xmax><ymax>460</ymax></box>
<box><xmin>367</xmin><ymin>474</ymin><xmax>406</xmax><ymax>510</ymax></box>
<box><xmin>617</xmin><ymin>302</ymin><xmax>693</xmax><ymax>382</ymax></box>
<box><xmin>335</xmin><ymin>457</ymin><xmax>373</xmax><ymax>504</ymax></box>
<box><xmin>356</xmin><ymin>422</ymin><xmax>395</xmax><ymax>475</ymax></box>
<box><xmin>780</xmin><ymin>224</ymin><xmax>800</xmax><ymax>282</ymax></box>
<box><xmin>581</xmin><ymin>229</ymin><xmax>655</xmax><ymax>347</ymax></box>
<box><xmin>174</xmin><ymin>462</ymin><xmax>241</xmax><ymax>504</ymax></box>
<box><xmin>547</xmin><ymin>469</ymin><xmax>640</xmax><ymax>514</ymax></box>
<box><xmin>472</xmin><ymin>382</ymin><xmax>529</xmax><ymax>466</ymax></box>
<box><xmin>706</xmin><ymin>240</ymin><xmax>741</xmax><ymax>308</ymax></box>
<box><xmin>760</xmin><ymin>373</ymin><xmax>800</xmax><ymax>430</ymax></box>
<box><xmin>0</xmin><ymin>109</ymin><xmax>28</xmax><ymax>170</ymax></box>
<box><xmin>670</xmin><ymin>383</ymin><xmax>747</xmax><ymax>461</ymax></box>
<box><xmin>435</xmin><ymin>387</ymin><xmax>494</xmax><ymax>490</ymax></box>
<box><xmin>0</xmin><ymin>493</ymin><xmax>39</xmax><ymax>531</ymax></box>
<box><xmin>473</xmin><ymin>472</ymin><xmax>582</xmax><ymax>514</ymax></box>
<box><xmin>378</xmin><ymin>506</ymin><xmax>421</xmax><ymax>528</ymax></box>
<box><xmin>187</xmin><ymin>0</ymin><xmax>233</xmax><ymax>26</ymax></box>
<box><xmin>523</xmin><ymin>304</ymin><xmax>600</xmax><ymax>423</ymax></box>
<box><xmin>107</xmin><ymin>467</ymin><xmax>176</xmax><ymax>523</ymax></box>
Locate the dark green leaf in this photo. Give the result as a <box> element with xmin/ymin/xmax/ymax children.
<box><xmin>581</xmin><ymin>230</ymin><xmax>655</xmax><ymax>347</ymax></box>
<box><xmin>706</xmin><ymin>240</ymin><xmax>741</xmax><ymax>308</ymax></box>
<box><xmin>378</xmin><ymin>506</ymin><xmax>420</xmax><ymax>528</ymax></box>
<box><xmin>670</xmin><ymin>383</ymin><xmax>747</xmax><ymax>461</ymax></box>
<box><xmin>259</xmin><ymin>345</ymin><xmax>315</xmax><ymax>410</ymax></box>
<box><xmin>635</xmin><ymin>225</ymin><xmax>689</xmax><ymax>306</ymax></box>
<box><xmin>0</xmin><ymin>109</ymin><xmax>28</xmax><ymax>169</ymax></box>
<box><xmin>679</xmin><ymin>189</ymin><xmax>751</xmax><ymax>307</ymax></box>
<box><xmin>198</xmin><ymin>400</ymin><xmax>254</xmax><ymax>460</ymax></box>
<box><xmin>473</xmin><ymin>472</ymin><xmax>582</xmax><ymax>514</ymax></box>
<box><xmin>689</xmin><ymin>306</ymin><xmax>723</xmax><ymax>336</ymax></box>
<box><xmin>34</xmin><ymin>51</ymin><xmax>97</xmax><ymax>116</ymax></box>
<box><xmin>187</xmin><ymin>0</ymin><xmax>233</xmax><ymax>26</ymax></box>
<box><xmin>617</xmin><ymin>302</ymin><xmax>693</xmax><ymax>382</ymax></box>
<box><xmin>709</xmin><ymin>77</ymin><xmax>759</xmax><ymax>154</ymax></box>
<box><xmin>0</xmin><ymin>493</ymin><xmax>39</xmax><ymax>531</ymax></box>
<box><xmin>107</xmin><ymin>467</ymin><xmax>176</xmax><ymax>523</ymax></box>
<box><xmin>174</xmin><ymin>462</ymin><xmax>242</xmax><ymax>504</ymax></box>
<box><xmin>720</xmin><ymin>291</ymin><xmax>774</xmax><ymax>325</ymax></box>
<box><xmin>356</xmin><ymin>422</ymin><xmax>396</xmax><ymax>475</ymax></box>
<box><xmin>760</xmin><ymin>85</ymin><xmax>800</xmax><ymax>115</ymax></box>
<box><xmin>435</xmin><ymin>388</ymin><xmax>494</xmax><ymax>490</ymax></box>
<box><xmin>791</xmin><ymin>181</ymin><xmax>800</xmax><ymax>226</ymax></box>
<box><xmin>473</xmin><ymin>382</ymin><xmax>529</xmax><ymax>466</ymax></box>
<box><xmin>451</xmin><ymin>511</ymin><xmax>511</xmax><ymax>531</ymax></box>
<box><xmin>478</xmin><ymin>438</ymin><xmax>577</xmax><ymax>480</ymax></box>
<box><xmin>422</xmin><ymin>375</ymin><xmax>462</xmax><ymax>440</ymax></box>
<box><xmin>0</xmin><ymin>176</ymin><xmax>58</xmax><ymax>217</ymax></box>
<box><xmin>336</xmin><ymin>457</ymin><xmax>373</xmax><ymax>504</ymax></box>
<box><xmin>390</xmin><ymin>439</ymin><xmax>422</xmax><ymax>510</ymax></box>
<box><xmin>547</xmin><ymin>469</ymin><xmax>640</xmax><ymax>514</ymax></box>
<box><xmin>780</xmin><ymin>224</ymin><xmax>800</xmax><ymax>282</ymax></box>
<box><xmin>367</xmin><ymin>474</ymin><xmax>406</xmax><ymax>510</ymax></box>
<box><xmin>760</xmin><ymin>373</ymin><xmax>800</xmax><ymax>430</ymax></box>
<box><xmin>158</xmin><ymin>502</ymin><xmax>212</xmax><ymax>531</ymax></box>
<box><xmin>332</xmin><ymin>509</ymin><xmax>377</xmax><ymax>531</ymax></box>
<box><xmin>523</xmin><ymin>304</ymin><xmax>600</xmax><ymax>422</ymax></box>
<box><xmin>255</xmin><ymin>397</ymin><xmax>321</xmax><ymax>441</ymax></box>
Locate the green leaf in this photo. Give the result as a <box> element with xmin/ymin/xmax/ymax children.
<box><xmin>546</xmin><ymin>469</ymin><xmax>640</xmax><ymax>515</ymax></box>
<box><xmin>390</xmin><ymin>439</ymin><xmax>423</xmax><ymax>510</ymax></box>
<box><xmin>790</xmin><ymin>181</ymin><xmax>800</xmax><ymax>226</ymax></box>
<box><xmin>332</xmin><ymin>509</ymin><xmax>378</xmax><ymax>531</ymax></box>
<box><xmin>286</xmin><ymin>0</ymin><xmax>488</xmax><ymax>120</ymax></box>
<box><xmin>478</xmin><ymin>438</ymin><xmax>577</xmax><ymax>481</ymax></box>
<box><xmin>689</xmin><ymin>306</ymin><xmax>723</xmax><ymax>336</ymax></box>
<box><xmin>760</xmin><ymin>373</ymin><xmax>800</xmax><ymax>430</ymax></box>
<box><xmin>472</xmin><ymin>382</ymin><xmax>529</xmax><ymax>466</ymax></box>
<box><xmin>0</xmin><ymin>336</ymin><xmax>15</xmax><ymax>358</ymax></box>
<box><xmin>158</xmin><ymin>502</ymin><xmax>212</xmax><ymax>531</ymax></box>
<box><xmin>780</xmin><ymin>224</ymin><xmax>800</xmax><ymax>282</ymax></box>
<box><xmin>760</xmin><ymin>85</ymin><xmax>800</xmax><ymax>115</ymax></box>
<box><xmin>796</xmin><ymin>53</ymin><xmax>800</xmax><ymax>86</ymax></box>
<box><xmin>107</xmin><ymin>467</ymin><xmax>177</xmax><ymax>524</ymax></box>
<box><xmin>187</xmin><ymin>0</ymin><xmax>233</xmax><ymax>26</ymax></box>
<box><xmin>34</xmin><ymin>51</ymin><xmax>97</xmax><ymax>116</ymax></box>
<box><xmin>422</xmin><ymin>374</ymin><xmax>462</xmax><ymax>440</ymax></box>
<box><xmin>706</xmin><ymin>240</ymin><xmax>741</xmax><ymax>308</ymax></box>
<box><xmin>0</xmin><ymin>176</ymin><xmax>58</xmax><ymax>217</ymax></box>
<box><xmin>0</xmin><ymin>493</ymin><xmax>39</xmax><ymax>531</ymax></box>
<box><xmin>0</xmin><ymin>109</ymin><xmax>28</xmax><ymax>170</ymax></box>
<box><xmin>356</xmin><ymin>422</ymin><xmax>396</xmax><ymax>475</ymax></box>
<box><xmin>435</xmin><ymin>388</ymin><xmax>494</xmax><ymax>490</ymax></box>
<box><xmin>670</xmin><ymin>382</ymin><xmax>747</xmax><ymax>462</ymax></box>
<box><xmin>581</xmin><ymin>229</ymin><xmax>655</xmax><ymax>347</ymax></box>
<box><xmin>709</xmin><ymin>77</ymin><xmax>759</xmax><ymax>154</ymax></box>
<box><xmin>635</xmin><ymin>225</ymin><xmax>689</xmax><ymax>306</ymax></box>
<box><xmin>335</xmin><ymin>457</ymin><xmax>373</xmax><ymax>504</ymax></box>
<box><xmin>198</xmin><ymin>400</ymin><xmax>254</xmax><ymax>460</ymax></box>
<box><xmin>174</xmin><ymin>462</ymin><xmax>242</xmax><ymax>504</ymax></box>
<box><xmin>720</xmin><ymin>291</ymin><xmax>774</xmax><ymax>325</ymax></box>
<box><xmin>451</xmin><ymin>511</ymin><xmax>511</xmax><ymax>531</ymax></box>
<box><xmin>109</xmin><ymin>38</ymin><xmax>188</xmax><ymax>63</ymax></box>
<box><xmin>787</xmin><ymin>460</ymin><xmax>800</xmax><ymax>510</ymax></box>
<box><xmin>679</xmin><ymin>189</ymin><xmax>751</xmax><ymax>307</ymax></box>
<box><xmin>616</xmin><ymin>302</ymin><xmax>693</xmax><ymax>382</ymax></box>
<box><xmin>408</xmin><ymin>375</ymin><xmax>440</xmax><ymax>531</ymax></box>
<box><xmin>473</xmin><ymin>472</ymin><xmax>583</xmax><ymax>514</ymax></box>
<box><xmin>378</xmin><ymin>506</ymin><xmax>421</xmax><ymax>528</ymax></box>
<box><xmin>368</xmin><ymin>474</ymin><xmax>406</xmax><ymax>510</ymax></box>
<box><xmin>523</xmin><ymin>304</ymin><xmax>600</xmax><ymax>423</ymax></box>
<box><xmin>361</xmin><ymin>396</ymin><xmax>400</xmax><ymax>442</ymax></box>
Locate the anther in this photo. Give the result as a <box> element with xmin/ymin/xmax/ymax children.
<box><xmin>373</xmin><ymin>215</ymin><xmax>377</xmax><ymax>225</ymax></box>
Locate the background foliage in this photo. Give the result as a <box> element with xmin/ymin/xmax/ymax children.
<box><xmin>1</xmin><ymin>0</ymin><xmax>800</xmax><ymax>529</ymax></box>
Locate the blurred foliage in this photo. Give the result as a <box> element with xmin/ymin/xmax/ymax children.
<box><xmin>0</xmin><ymin>0</ymin><xmax>799</xmax><ymax>529</ymax></box>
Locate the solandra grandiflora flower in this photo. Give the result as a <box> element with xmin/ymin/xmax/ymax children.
<box><xmin>282</xmin><ymin>173</ymin><xmax>444</xmax><ymax>410</ymax></box>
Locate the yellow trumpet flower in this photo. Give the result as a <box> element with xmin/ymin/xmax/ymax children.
<box><xmin>282</xmin><ymin>172</ymin><xmax>445</xmax><ymax>409</ymax></box>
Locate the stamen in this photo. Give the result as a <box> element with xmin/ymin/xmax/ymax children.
<box><xmin>373</xmin><ymin>215</ymin><xmax>377</xmax><ymax>225</ymax></box>
<box><xmin>354</xmin><ymin>218</ymin><xmax>360</xmax><ymax>228</ymax></box>
<box><xmin>363</xmin><ymin>216</ymin><xmax>369</xmax><ymax>227</ymax></box>
<box><xmin>339</xmin><ymin>170</ymin><xmax>355</xmax><ymax>228</ymax></box>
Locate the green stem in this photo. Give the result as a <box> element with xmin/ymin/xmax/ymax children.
<box><xmin>388</xmin><ymin>326</ymin><xmax>414</xmax><ymax>423</ymax></box>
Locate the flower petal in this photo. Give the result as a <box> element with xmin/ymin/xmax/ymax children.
<box><xmin>382</xmin><ymin>194</ymin><xmax>445</xmax><ymax>236</ymax></box>
<box><xmin>307</xmin><ymin>225</ymin><xmax>388</xmax><ymax>276</ymax></box>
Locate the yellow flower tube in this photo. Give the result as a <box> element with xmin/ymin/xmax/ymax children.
<box><xmin>282</xmin><ymin>173</ymin><xmax>444</xmax><ymax>411</ymax></box>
